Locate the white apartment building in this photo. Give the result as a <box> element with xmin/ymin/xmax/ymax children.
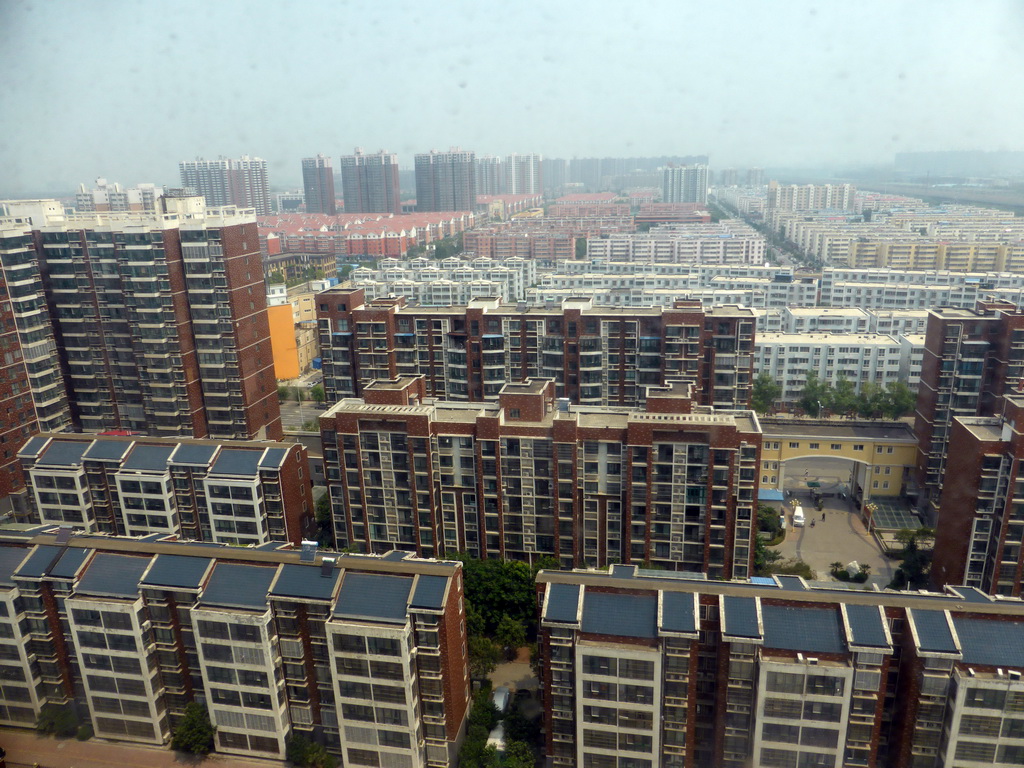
<box><xmin>899</xmin><ymin>334</ymin><xmax>925</xmax><ymax>387</ymax></box>
<box><xmin>586</xmin><ymin>222</ymin><xmax>766</xmax><ymax>265</ymax></box>
<box><xmin>350</xmin><ymin>255</ymin><xmax>537</xmax><ymax>304</ymax></box>
<box><xmin>754</xmin><ymin>333</ymin><xmax>911</xmax><ymax>400</ymax></box>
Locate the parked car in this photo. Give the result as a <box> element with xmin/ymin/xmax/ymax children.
<box><xmin>792</xmin><ymin>505</ymin><xmax>805</xmax><ymax>527</ymax></box>
<box><xmin>491</xmin><ymin>685</ymin><xmax>510</xmax><ymax>714</ymax></box>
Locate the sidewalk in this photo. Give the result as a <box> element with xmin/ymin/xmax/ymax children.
<box><xmin>0</xmin><ymin>729</ymin><xmax>287</xmax><ymax>768</ymax></box>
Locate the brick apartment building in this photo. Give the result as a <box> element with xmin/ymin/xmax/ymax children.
<box><xmin>914</xmin><ymin>302</ymin><xmax>1024</xmax><ymax>522</ymax></box>
<box><xmin>539</xmin><ymin>564</ymin><xmax>1024</xmax><ymax>768</ymax></box>
<box><xmin>17</xmin><ymin>433</ymin><xmax>314</xmax><ymax>545</ymax></box>
<box><xmin>0</xmin><ymin>256</ymin><xmax>39</xmax><ymax>512</ymax></box>
<box><xmin>931</xmin><ymin>391</ymin><xmax>1024</xmax><ymax>597</ymax></box>
<box><xmin>316</xmin><ymin>289</ymin><xmax>755</xmax><ymax>411</ymax></box>
<box><xmin>0</xmin><ymin>529</ymin><xmax>468</xmax><ymax>766</ymax></box>
<box><xmin>320</xmin><ymin>375</ymin><xmax>761</xmax><ymax>577</ymax></box>
<box><xmin>17</xmin><ymin>194</ymin><xmax>282</xmax><ymax>440</ymax></box>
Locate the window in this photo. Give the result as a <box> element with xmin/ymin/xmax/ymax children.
<box><xmin>809</xmin><ymin>443</ymin><xmax>819</xmax><ymax>450</ymax></box>
<box><xmin>830</xmin><ymin>444</ymin><xmax>841</xmax><ymax>450</ymax></box>
<box><xmin>619</xmin><ymin>659</ymin><xmax>655</xmax><ymax>680</ymax></box>
<box><xmin>789</xmin><ymin>442</ymin><xmax>800</xmax><ymax>449</ymax></box>
<box><xmin>766</xmin><ymin>671</ymin><xmax>803</xmax><ymax>694</ymax></box>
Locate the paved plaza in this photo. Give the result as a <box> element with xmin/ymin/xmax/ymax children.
<box><xmin>774</xmin><ymin>493</ymin><xmax>895</xmax><ymax>587</ymax></box>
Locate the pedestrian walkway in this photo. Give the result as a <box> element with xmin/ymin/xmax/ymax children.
<box><xmin>0</xmin><ymin>730</ymin><xmax>286</xmax><ymax>768</ymax></box>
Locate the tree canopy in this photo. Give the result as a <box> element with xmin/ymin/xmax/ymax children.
<box><xmin>799</xmin><ymin>373</ymin><xmax>917</xmax><ymax>420</ymax></box>
<box><xmin>751</xmin><ymin>372</ymin><xmax>782</xmax><ymax>415</ymax></box>
<box><xmin>452</xmin><ymin>555</ymin><xmax>538</xmax><ymax>637</ymax></box>
<box><xmin>171</xmin><ymin>703</ymin><xmax>215</xmax><ymax>756</ymax></box>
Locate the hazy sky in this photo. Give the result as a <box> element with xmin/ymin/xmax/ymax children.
<box><xmin>1</xmin><ymin>0</ymin><xmax>1022</xmax><ymax>195</ymax></box>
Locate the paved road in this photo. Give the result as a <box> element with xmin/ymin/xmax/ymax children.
<box><xmin>0</xmin><ymin>729</ymin><xmax>285</xmax><ymax>768</ymax></box>
<box><xmin>279</xmin><ymin>400</ymin><xmax>327</xmax><ymax>432</ymax></box>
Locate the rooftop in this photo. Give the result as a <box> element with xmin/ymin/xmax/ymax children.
<box><xmin>334</xmin><ymin>572</ymin><xmax>413</xmax><ymax>624</ymax></box>
<box><xmin>77</xmin><ymin>553</ymin><xmax>152</xmax><ymax>598</ymax></box>
<box><xmin>270</xmin><ymin>562</ymin><xmax>341</xmax><ymax>602</ymax></box>
<box><xmin>200</xmin><ymin>562</ymin><xmax>276</xmax><ymax>610</ymax></box>
<box><xmin>581</xmin><ymin>591</ymin><xmax>658</xmax><ymax>639</ymax></box>
<box><xmin>760</xmin><ymin>418</ymin><xmax>916</xmax><ymax>442</ymax></box>
<box><xmin>122</xmin><ymin>444</ymin><xmax>176</xmax><ymax>472</ymax></box>
<box><xmin>141</xmin><ymin>554</ymin><xmax>213</xmax><ymax>590</ymax></box>
<box><xmin>762</xmin><ymin>605</ymin><xmax>845</xmax><ymax>654</ymax></box>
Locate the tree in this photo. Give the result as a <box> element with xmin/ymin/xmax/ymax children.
<box><xmin>754</xmin><ymin>537</ymin><xmax>783</xmax><ymax>576</ymax></box>
<box><xmin>799</xmin><ymin>371</ymin><xmax>829</xmax><ymax>417</ymax></box>
<box><xmin>751</xmin><ymin>372</ymin><xmax>782</xmax><ymax>415</ymax></box>
<box><xmin>505</xmin><ymin>709</ymin><xmax>541</xmax><ymax>746</ymax></box>
<box><xmin>495</xmin><ymin>614</ymin><xmax>527</xmax><ymax>660</ymax></box>
<box><xmin>882</xmin><ymin>380</ymin><xmax>917</xmax><ymax>419</ymax></box>
<box><xmin>287</xmin><ymin>734</ymin><xmax>339</xmax><ymax>768</ymax></box>
<box><xmin>888</xmin><ymin>527</ymin><xmax>934</xmax><ymax>590</ymax></box>
<box><xmin>469</xmin><ymin>635</ymin><xmax>502</xmax><ymax>681</ymax></box>
<box><xmin>314</xmin><ymin>491</ymin><xmax>334</xmax><ymax>549</ymax></box>
<box><xmin>855</xmin><ymin>382</ymin><xmax>885</xmax><ymax>418</ymax></box>
<box><xmin>36</xmin><ymin>704</ymin><xmax>77</xmax><ymax>737</ymax></box>
<box><xmin>278</xmin><ymin>384</ymin><xmax>290</xmax><ymax>402</ymax></box>
<box><xmin>758</xmin><ymin>504</ymin><xmax>782</xmax><ymax>537</ymax></box>
<box><xmin>504</xmin><ymin>741</ymin><xmax>537</xmax><ymax>768</ymax></box>
<box><xmin>172</xmin><ymin>703</ymin><xmax>215</xmax><ymax>756</ymax></box>
<box><xmin>575</xmin><ymin>237</ymin><xmax>588</xmax><ymax>259</ymax></box>
<box><xmin>453</xmin><ymin>555</ymin><xmax>536</xmax><ymax>637</ymax></box>
<box><xmin>829</xmin><ymin>376</ymin><xmax>857</xmax><ymax>417</ymax></box>
<box><xmin>295</xmin><ymin>387</ymin><xmax>306</xmax><ymax>403</ymax></box>
<box><xmin>310</xmin><ymin>384</ymin><xmax>326</xmax><ymax>406</ymax></box>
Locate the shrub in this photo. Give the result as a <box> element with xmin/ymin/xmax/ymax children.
<box><xmin>36</xmin><ymin>704</ymin><xmax>77</xmax><ymax>738</ymax></box>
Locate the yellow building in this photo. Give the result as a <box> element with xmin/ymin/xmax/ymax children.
<box><xmin>267</xmin><ymin>304</ymin><xmax>301</xmax><ymax>380</ymax></box>
<box><xmin>758</xmin><ymin>418</ymin><xmax>918</xmax><ymax>501</ymax></box>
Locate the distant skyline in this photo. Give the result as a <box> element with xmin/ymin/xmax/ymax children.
<box><xmin>1</xmin><ymin>0</ymin><xmax>1022</xmax><ymax>196</ymax></box>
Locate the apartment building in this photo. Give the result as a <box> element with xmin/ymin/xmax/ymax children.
<box><xmin>0</xmin><ymin>530</ymin><xmax>468</xmax><ymax>766</ymax></box>
<box><xmin>506</xmin><ymin>153</ymin><xmax>543</xmax><ymax>194</ymax></box>
<box><xmin>320</xmin><ymin>375</ymin><xmax>761</xmax><ymax>578</ymax></box>
<box><xmin>585</xmin><ymin>222</ymin><xmax>766</xmax><ymax>265</ymax></box>
<box><xmin>463</xmin><ymin>226</ymin><xmax>578</xmax><ymax>263</ymax></box>
<box><xmin>0</xmin><ymin>220</ymin><xmax>72</xmax><ymax>433</ymax></box>
<box><xmin>754</xmin><ymin>333</ymin><xmax>911</xmax><ymax>401</ymax></box>
<box><xmin>339</xmin><ymin>149</ymin><xmax>401</xmax><ymax>215</ymax></box>
<box><xmin>538</xmin><ymin>564</ymin><xmax>1024</xmax><ymax>768</ymax></box>
<box><xmin>766</xmin><ymin>181</ymin><xmax>856</xmax><ymax>211</ymax></box>
<box><xmin>316</xmin><ymin>289</ymin><xmax>755</xmax><ymax>410</ymax></box>
<box><xmin>75</xmin><ymin>179</ymin><xmax>161</xmax><ymax>212</ymax></box>
<box><xmin>931</xmin><ymin>393</ymin><xmax>1024</xmax><ymax>597</ymax></box>
<box><xmin>0</xmin><ymin>247</ymin><xmax>40</xmax><ymax>516</ymax></box>
<box><xmin>914</xmin><ymin>303</ymin><xmax>1024</xmax><ymax>523</ymax></box>
<box><xmin>529</xmin><ymin>265</ymin><xmax>816</xmax><ymax>309</ymax></box>
<box><xmin>776</xmin><ymin>207</ymin><xmax>1024</xmax><ymax>272</ymax></box>
<box><xmin>350</xmin><ymin>255</ymin><xmax>538</xmax><ymax>304</ymax></box>
<box><xmin>17</xmin><ymin>433</ymin><xmax>314</xmax><ymax>544</ymax></box>
<box><xmin>26</xmin><ymin>194</ymin><xmax>282</xmax><ymax>440</ymax></box>
<box><xmin>662</xmin><ymin>165</ymin><xmax>709</xmax><ymax>204</ymax></box>
<box><xmin>414</xmin><ymin>149</ymin><xmax>476</xmax><ymax>213</ymax></box>
<box><xmin>179</xmin><ymin>156</ymin><xmax>271</xmax><ymax>215</ymax></box>
<box><xmin>301</xmin><ymin>155</ymin><xmax>337</xmax><ymax>215</ymax></box>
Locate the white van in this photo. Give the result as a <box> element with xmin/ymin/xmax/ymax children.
<box><xmin>792</xmin><ymin>505</ymin><xmax>805</xmax><ymax>527</ymax></box>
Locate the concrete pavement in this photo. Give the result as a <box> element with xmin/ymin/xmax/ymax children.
<box><xmin>0</xmin><ymin>729</ymin><xmax>286</xmax><ymax>768</ymax></box>
<box><xmin>774</xmin><ymin>493</ymin><xmax>894</xmax><ymax>587</ymax></box>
